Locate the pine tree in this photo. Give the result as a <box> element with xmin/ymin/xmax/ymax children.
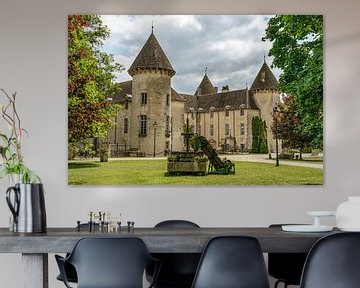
<box><xmin>252</xmin><ymin>116</ymin><xmax>268</xmax><ymax>153</ymax></box>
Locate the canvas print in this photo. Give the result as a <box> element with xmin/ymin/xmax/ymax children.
<box><xmin>68</xmin><ymin>15</ymin><xmax>323</xmax><ymax>185</ymax></box>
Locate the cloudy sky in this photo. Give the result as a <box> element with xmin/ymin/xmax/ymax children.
<box><xmin>100</xmin><ymin>15</ymin><xmax>281</xmax><ymax>95</ymax></box>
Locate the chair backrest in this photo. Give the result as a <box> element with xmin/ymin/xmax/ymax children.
<box><xmin>67</xmin><ymin>237</ymin><xmax>154</xmax><ymax>288</ymax></box>
<box><xmin>155</xmin><ymin>219</ymin><xmax>200</xmax><ymax>228</ymax></box>
<box><xmin>152</xmin><ymin>220</ymin><xmax>201</xmax><ymax>286</ymax></box>
<box><xmin>300</xmin><ymin>232</ymin><xmax>360</xmax><ymax>288</ymax></box>
<box><xmin>191</xmin><ymin>236</ymin><xmax>270</xmax><ymax>288</ymax></box>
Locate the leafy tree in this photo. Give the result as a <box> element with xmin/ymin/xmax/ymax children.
<box><xmin>271</xmin><ymin>95</ymin><xmax>312</xmax><ymax>159</ymax></box>
<box><xmin>263</xmin><ymin>15</ymin><xmax>323</xmax><ymax>148</ymax></box>
<box><xmin>252</xmin><ymin>116</ymin><xmax>268</xmax><ymax>153</ymax></box>
<box><xmin>68</xmin><ymin>15</ymin><xmax>123</xmax><ymax>151</ymax></box>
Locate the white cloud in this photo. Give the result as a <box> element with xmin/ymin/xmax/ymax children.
<box><xmin>100</xmin><ymin>15</ymin><xmax>281</xmax><ymax>94</ymax></box>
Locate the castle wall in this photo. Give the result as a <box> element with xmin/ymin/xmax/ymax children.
<box><xmin>130</xmin><ymin>70</ymin><xmax>172</xmax><ymax>156</ymax></box>
<box><xmin>252</xmin><ymin>89</ymin><xmax>280</xmax><ymax>153</ymax></box>
<box><xmin>184</xmin><ymin>107</ymin><xmax>260</xmax><ymax>152</ymax></box>
<box><xmin>171</xmin><ymin>100</ymin><xmax>185</xmax><ymax>151</ymax></box>
<box><xmin>109</xmin><ymin>89</ymin><xmax>277</xmax><ymax>155</ymax></box>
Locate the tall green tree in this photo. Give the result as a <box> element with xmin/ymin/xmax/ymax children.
<box><xmin>271</xmin><ymin>95</ymin><xmax>312</xmax><ymax>159</ymax></box>
<box><xmin>264</xmin><ymin>15</ymin><xmax>323</xmax><ymax>148</ymax></box>
<box><xmin>68</xmin><ymin>15</ymin><xmax>123</xmax><ymax>149</ymax></box>
<box><xmin>252</xmin><ymin>116</ymin><xmax>268</xmax><ymax>154</ymax></box>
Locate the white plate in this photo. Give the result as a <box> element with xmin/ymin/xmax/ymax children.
<box><xmin>307</xmin><ymin>211</ymin><xmax>336</xmax><ymax>217</ymax></box>
<box><xmin>338</xmin><ymin>227</ymin><xmax>360</xmax><ymax>232</ymax></box>
<box><xmin>282</xmin><ymin>225</ymin><xmax>333</xmax><ymax>232</ymax></box>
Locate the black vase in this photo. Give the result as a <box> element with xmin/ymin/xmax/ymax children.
<box><xmin>6</xmin><ymin>183</ymin><xmax>47</xmax><ymax>233</ymax></box>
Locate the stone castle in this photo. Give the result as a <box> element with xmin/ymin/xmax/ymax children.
<box><xmin>108</xmin><ymin>31</ymin><xmax>280</xmax><ymax>156</ymax></box>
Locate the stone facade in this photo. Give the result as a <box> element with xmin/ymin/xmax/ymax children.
<box><xmin>109</xmin><ymin>31</ymin><xmax>281</xmax><ymax>156</ymax></box>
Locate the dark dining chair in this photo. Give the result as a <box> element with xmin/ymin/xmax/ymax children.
<box><xmin>147</xmin><ymin>220</ymin><xmax>201</xmax><ymax>288</ymax></box>
<box><xmin>268</xmin><ymin>224</ymin><xmax>308</xmax><ymax>288</ymax></box>
<box><xmin>56</xmin><ymin>223</ymin><xmax>99</xmax><ymax>284</ymax></box>
<box><xmin>191</xmin><ymin>236</ymin><xmax>270</xmax><ymax>288</ymax></box>
<box><xmin>55</xmin><ymin>237</ymin><xmax>160</xmax><ymax>288</ymax></box>
<box><xmin>300</xmin><ymin>232</ymin><xmax>360</xmax><ymax>288</ymax></box>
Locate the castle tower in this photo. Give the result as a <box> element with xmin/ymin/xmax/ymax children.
<box><xmin>250</xmin><ymin>58</ymin><xmax>280</xmax><ymax>153</ymax></box>
<box><xmin>195</xmin><ymin>69</ymin><xmax>217</xmax><ymax>95</ymax></box>
<box><xmin>128</xmin><ymin>31</ymin><xmax>175</xmax><ymax>156</ymax></box>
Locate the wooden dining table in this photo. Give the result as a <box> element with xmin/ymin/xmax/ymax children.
<box><xmin>0</xmin><ymin>226</ymin><xmax>339</xmax><ymax>288</ymax></box>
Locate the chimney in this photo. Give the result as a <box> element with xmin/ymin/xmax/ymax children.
<box><xmin>214</xmin><ymin>87</ymin><xmax>218</xmax><ymax>93</ymax></box>
<box><xmin>221</xmin><ymin>85</ymin><xmax>229</xmax><ymax>92</ymax></box>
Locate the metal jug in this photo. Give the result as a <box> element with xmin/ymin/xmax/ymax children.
<box><xmin>6</xmin><ymin>183</ymin><xmax>47</xmax><ymax>233</ymax></box>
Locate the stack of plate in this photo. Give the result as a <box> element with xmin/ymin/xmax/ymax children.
<box><xmin>282</xmin><ymin>211</ymin><xmax>336</xmax><ymax>233</ymax></box>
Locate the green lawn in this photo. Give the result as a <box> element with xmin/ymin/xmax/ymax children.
<box><xmin>68</xmin><ymin>159</ymin><xmax>323</xmax><ymax>185</ymax></box>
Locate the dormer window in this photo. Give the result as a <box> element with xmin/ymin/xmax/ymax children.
<box><xmin>261</xmin><ymin>71</ymin><xmax>266</xmax><ymax>82</ymax></box>
<box><xmin>225</xmin><ymin>105</ymin><xmax>231</xmax><ymax>117</ymax></box>
<box><xmin>210</xmin><ymin>106</ymin><xmax>215</xmax><ymax>118</ymax></box>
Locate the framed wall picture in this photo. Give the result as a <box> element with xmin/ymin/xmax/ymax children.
<box><xmin>68</xmin><ymin>15</ymin><xmax>323</xmax><ymax>185</ymax></box>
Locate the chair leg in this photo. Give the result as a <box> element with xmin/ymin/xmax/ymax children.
<box><xmin>274</xmin><ymin>280</ymin><xmax>289</xmax><ymax>288</ymax></box>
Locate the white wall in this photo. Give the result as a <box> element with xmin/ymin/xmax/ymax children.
<box><xmin>0</xmin><ymin>0</ymin><xmax>360</xmax><ymax>287</ymax></box>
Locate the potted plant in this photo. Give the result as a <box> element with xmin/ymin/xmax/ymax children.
<box><xmin>0</xmin><ymin>89</ymin><xmax>46</xmax><ymax>233</ymax></box>
<box><xmin>0</xmin><ymin>89</ymin><xmax>40</xmax><ymax>183</ymax></box>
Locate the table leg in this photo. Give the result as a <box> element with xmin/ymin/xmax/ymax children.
<box><xmin>22</xmin><ymin>253</ymin><xmax>48</xmax><ymax>288</ymax></box>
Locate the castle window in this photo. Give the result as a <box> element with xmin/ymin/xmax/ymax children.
<box><xmin>124</xmin><ymin>101</ymin><xmax>129</xmax><ymax>110</ymax></box>
<box><xmin>141</xmin><ymin>92</ymin><xmax>147</xmax><ymax>105</ymax></box>
<box><xmin>124</xmin><ymin>118</ymin><xmax>129</xmax><ymax>134</ymax></box>
<box><xmin>225</xmin><ymin>123</ymin><xmax>230</xmax><ymax>136</ymax></box>
<box><xmin>139</xmin><ymin>115</ymin><xmax>147</xmax><ymax>136</ymax></box>
<box><xmin>166</xmin><ymin>94</ymin><xmax>170</xmax><ymax>106</ymax></box>
<box><xmin>165</xmin><ymin>115</ymin><xmax>170</xmax><ymax>136</ymax></box>
<box><xmin>210</xmin><ymin>124</ymin><xmax>214</xmax><ymax>136</ymax></box>
<box><xmin>240</xmin><ymin>108</ymin><xmax>244</xmax><ymax>116</ymax></box>
<box><xmin>240</xmin><ymin>123</ymin><xmax>245</xmax><ymax>135</ymax></box>
<box><xmin>191</xmin><ymin>112</ymin><xmax>194</xmax><ymax>120</ymax></box>
<box><xmin>240</xmin><ymin>144</ymin><xmax>245</xmax><ymax>152</ymax></box>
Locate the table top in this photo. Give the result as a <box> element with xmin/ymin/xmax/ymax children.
<box><xmin>0</xmin><ymin>227</ymin><xmax>340</xmax><ymax>254</ymax></box>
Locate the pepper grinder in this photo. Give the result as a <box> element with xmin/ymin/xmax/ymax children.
<box><xmin>77</xmin><ymin>221</ymin><xmax>81</xmax><ymax>232</ymax></box>
<box><xmin>88</xmin><ymin>212</ymin><xmax>93</xmax><ymax>232</ymax></box>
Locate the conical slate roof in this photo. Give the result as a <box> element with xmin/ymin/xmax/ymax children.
<box><xmin>195</xmin><ymin>73</ymin><xmax>216</xmax><ymax>95</ymax></box>
<box><xmin>183</xmin><ymin>89</ymin><xmax>259</xmax><ymax>112</ymax></box>
<box><xmin>128</xmin><ymin>32</ymin><xmax>175</xmax><ymax>77</ymax></box>
<box><xmin>250</xmin><ymin>61</ymin><xmax>278</xmax><ymax>90</ymax></box>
